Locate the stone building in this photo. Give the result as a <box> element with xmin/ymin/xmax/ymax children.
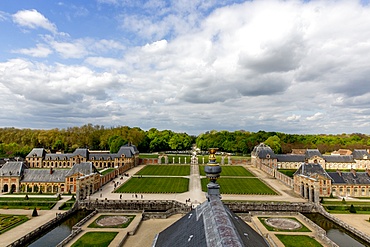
<box><xmin>251</xmin><ymin>143</ymin><xmax>370</xmax><ymax>170</ymax></box>
<box><xmin>293</xmin><ymin>163</ymin><xmax>332</xmax><ymax>202</ymax></box>
<box><xmin>252</xmin><ymin>143</ymin><xmax>370</xmax><ymax>199</ymax></box>
<box><xmin>26</xmin><ymin>144</ymin><xmax>139</xmax><ymax>170</ymax></box>
<box><xmin>0</xmin><ymin>161</ymin><xmax>100</xmax><ymax>196</ymax></box>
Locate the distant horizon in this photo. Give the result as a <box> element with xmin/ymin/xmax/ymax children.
<box><xmin>0</xmin><ymin>124</ymin><xmax>369</xmax><ymax>137</ymax></box>
<box><xmin>2</xmin><ymin>1</ymin><xmax>370</xmax><ymax>134</ymax></box>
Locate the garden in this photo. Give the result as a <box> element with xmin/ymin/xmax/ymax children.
<box><xmin>115</xmin><ymin>177</ymin><xmax>189</xmax><ymax>193</ymax></box>
<box><xmin>135</xmin><ymin>165</ymin><xmax>190</xmax><ymax>176</ymax></box>
<box><xmin>0</xmin><ymin>214</ymin><xmax>29</xmax><ymax>234</ymax></box>
<box><xmin>0</xmin><ymin>196</ymin><xmax>60</xmax><ymax>210</ymax></box>
<box><xmin>201</xmin><ymin>178</ymin><xmax>277</xmax><ymax>195</ymax></box>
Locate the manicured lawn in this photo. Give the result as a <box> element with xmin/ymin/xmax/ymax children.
<box><xmin>136</xmin><ymin>165</ymin><xmax>190</xmax><ymax>176</ymax></box>
<box><xmin>0</xmin><ymin>214</ymin><xmax>29</xmax><ymax>234</ymax></box>
<box><xmin>277</xmin><ymin>169</ymin><xmax>296</xmax><ymax>178</ymax></box>
<box><xmin>0</xmin><ymin>197</ymin><xmax>59</xmax><ymax>210</ymax></box>
<box><xmin>115</xmin><ymin>177</ymin><xmax>189</xmax><ymax>193</ymax></box>
<box><xmin>71</xmin><ymin>232</ymin><xmax>118</xmax><ymax>247</ymax></box>
<box><xmin>276</xmin><ymin>234</ymin><xmax>322</xmax><ymax>247</ymax></box>
<box><xmin>201</xmin><ymin>178</ymin><xmax>277</xmax><ymax>195</ymax></box>
<box><xmin>59</xmin><ymin>197</ymin><xmax>76</xmax><ymax>210</ymax></box>
<box><xmin>100</xmin><ymin>168</ymin><xmax>115</xmax><ymax>175</ymax></box>
<box><xmin>88</xmin><ymin>215</ymin><xmax>135</xmax><ymax>228</ymax></box>
<box><xmin>199</xmin><ymin>166</ymin><xmax>255</xmax><ymax>177</ymax></box>
<box><xmin>258</xmin><ymin>217</ymin><xmax>311</xmax><ymax>232</ymax></box>
<box><xmin>321</xmin><ymin>200</ymin><xmax>370</xmax><ymax>213</ymax></box>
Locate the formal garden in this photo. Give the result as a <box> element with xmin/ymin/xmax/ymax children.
<box><xmin>0</xmin><ymin>196</ymin><xmax>60</xmax><ymax>210</ymax></box>
<box><xmin>0</xmin><ymin>214</ymin><xmax>29</xmax><ymax>234</ymax></box>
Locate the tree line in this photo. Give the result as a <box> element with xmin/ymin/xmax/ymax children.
<box><xmin>0</xmin><ymin>124</ymin><xmax>369</xmax><ymax>158</ymax></box>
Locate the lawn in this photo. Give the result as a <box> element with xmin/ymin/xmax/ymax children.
<box><xmin>0</xmin><ymin>196</ymin><xmax>59</xmax><ymax>210</ymax></box>
<box><xmin>136</xmin><ymin>165</ymin><xmax>190</xmax><ymax>176</ymax></box>
<box><xmin>71</xmin><ymin>232</ymin><xmax>118</xmax><ymax>247</ymax></box>
<box><xmin>0</xmin><ymin>214</ymin><xmax>29</xmax><ymax>234</ymax></box>
<box><xmin>115</xmin><ymin>177</ymin><xmax>189</xmax><ymax>193</ymax></box>
<box><xmin>277</xmin><ymin>169</ymin><xmax>296</xmax><ymax>178</ymax></box>
<box><xmin>258</xmin><ymin>217</ymin><xmax>311</xmax><ymax>232</ymax></box>
<box><xmin>88</xmin><ymin>215</ymin><xmax>135</xmax><ymax>228</ymax></box>
<box><xmin>100</xmin><ymin>168</ymin><xmax>115</xmax><ymax>175</ymax></box>
<box><xmin>321</xmin><ymin>200</ymin><xmax>370</xmax><ymax>214</ymax></box>
<box><xmin>59</xmin><ymin>197</ymin><xmax>76</xmax><ymax>210</ymax></box>
<box><xmin>201</xmin><ymin>178</ymin><xmax>277</xmax><ymax>195</ymax></box>
<box><xmin>276</xmin><ymin>235</ymin><xmax>322</xmax><ymax>247</ymax></box>
<box><xmin>199</xmin><ymin>166</ymin><xmax>255</xmax><ymax>177</ymax></box>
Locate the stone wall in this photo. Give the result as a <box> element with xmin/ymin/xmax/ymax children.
<box><xmin>225</xmin><ymin>202</ymin><xmax>315</xmax><ymax>213</ymax></box>
<box><xmin>78</xmin><ymin>199</ymin><xmax>190</xmax><ymax>213</ymax></box>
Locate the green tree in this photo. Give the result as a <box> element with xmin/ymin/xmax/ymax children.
<box><xmin>264</xmin><ymin>135</ymin><xmax>282</xmax><ymax>153</ymax></box>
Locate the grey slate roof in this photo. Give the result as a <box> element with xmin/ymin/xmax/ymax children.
<box><xmin>65</xmin><ymin>162</ymin><xmax>98</xmax><ymax>177</ymax></box>
<box><xmin>117</xmin><ymin>145</ymin><xmax>139</xmax><ymax>158</ymax></box>
<box><xmin>352</xmin><ymin>150</ymin><xmax>370</xmax><ymax>160</ymax></box>
<box><xmin>0</xmin><ymin>162</ymin><xmax>27</xmax><ymax>177</ymax></box>
<box><xmin>72</xmin><ymin>148</ymin><xmax>89</xmax><ymax>158</ymax></box>
<box><xmin>251</xmin><ymin>143</ymin><xmax>276</xmax><ymax>159</ymax></box>
<box><xmin>328</xmin><ymin>171</ymin><xmax>370</xmax><ymax>184</ymax></box>
<box><xmin>305</xmin><ymin>149</ymin><xmax>322</xmax><ymax>159</ymax></box>
<box><xmin>322</xmin><ymin>155</ymin><xmax>354</xmax><ymax>163</ymax></box>
<box><xmin>26</xmin><ymin>148</ymin><xmax>46</xmax><ymax>158</ymax></box>
<box><xmin>22</xmin><ymin>169</ymin><xmax>69</xmax><ymax>183</ymax></box>
<box><xmin>153</xmin><ymin>195</ymin><xmax>269</xmax><ymax>247</ymax></box>
<box><xmin>294</xmin><ymin>163</ymin><xmax>331</xmax><ymax>179</ymax></box>
<box><xmin>276</xmin><ymin>154</ymin><xmax>305</xmax><ymax>162</ymax></box>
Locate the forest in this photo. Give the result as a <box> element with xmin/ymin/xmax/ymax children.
<box><xmin>0</xmin><ymin>124</ymin><xmax>370</xmax><ymax>158</ymax></box>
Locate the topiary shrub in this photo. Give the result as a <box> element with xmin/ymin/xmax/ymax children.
<box><xmin>32</xmin><ymin>208</ymin><xmax>38</xmax><ymax>217</ymax></box>
<box><xmin>349</xmin><ymin>204</ymin><xmax>356</xmax><ymax>213</ymax></box>
<box><xmin>24</xmin><ymin>194</ymin><xmax>29</xmax><ymax>200</ymax></box>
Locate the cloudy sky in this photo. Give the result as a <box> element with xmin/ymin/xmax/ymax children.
<box><xmin>1</xmin><ymin>0</ymin><xmax>370</xmax><ymax>135</ymax></box>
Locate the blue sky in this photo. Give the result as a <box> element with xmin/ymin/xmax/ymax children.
<box><xmin>1</xmin><ymin>0</ymin><xmax>370</xmax><ymax>135</ymax></box>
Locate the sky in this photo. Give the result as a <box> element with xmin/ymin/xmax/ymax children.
<box><xmin>1</xmin><ymin>0</ymin><xmax>370</xmax><ymax>135</ymax></box>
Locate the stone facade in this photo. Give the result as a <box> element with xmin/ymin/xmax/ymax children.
<box><xmin>26</xmin><ymin>144</ymin><xmax>139</xmax><ymax>170</ymax></box>
<box><xmin>252</xmin><ymin>143</ymin><xmax>370</xmax><ymax>199</ymax></box>
<box><xmin>251</xmin><ymin>143</ymin><xmax>370</xmax><ymax>170</ymax></box>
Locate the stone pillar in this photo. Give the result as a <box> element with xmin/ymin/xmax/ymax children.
<box><xmin>228</xmin><ymin>156</ymin><xmax>231</xmax><ymax>165</ymax></box>
<box><xmin>178</xmin><ymin>157</ymin><xmax>181</xmax><ymax>164</ymax></box>
<box><xmin>221</xmin><ymin>156</ymin><xmax>225</xmax><ymax>165</ymax></box>
<box><xmin>165</xmin><ymin>156</ymin><xmax>168</xmax><ymax>164</ymax></box>
<box><xmin>202</xmin><ymin>157</ymin><xmax>205</xmax><ymax>164</ymax></box>
<box><xmin>172</xmin><ymin>157</ymin><xmax>175</xmax><ymax>164</ymax></box>
<box><xmin>303</xmin><ymin>184</ymin><xmax>308</xmax><ymax>199</ymax></box>
<box><xmin>158</xmin><ymin>157</ymin><xmax>161</xmax><ymax>164</ymax></box>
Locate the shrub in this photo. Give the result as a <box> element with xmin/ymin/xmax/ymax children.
<box><xmin>32</xmin><ymin>208</ymin><xmax>38</xmax><ymax>217</ymax></box>
<box><xmin>24</xmin><ymin>195</ymin><xmax>29</xmax><ymax>200</ymax></box>
<box><xmin>349</xmin><ymin>204</ymin><xmax>356</xmax><ymax>213</ymax></box>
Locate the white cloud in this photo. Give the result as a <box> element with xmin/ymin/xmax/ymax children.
<box><xmin>12</xmin><ymin>44</ymin><xmax>52</xmax><ymax>57</ymax></box>
<box><xmin>306</xmin><ymin>113</ymin><xmax>324</xmax><ymax>121</ymax></box>
<box><xmin>12</xmin><ymin>9</ymin><xmax>57</xmax><ymax>33</ymax></box>
<box><xmin>3</xmin><ymin>1</ymin><xmax>370</xmax><ymax>134</ymax></box>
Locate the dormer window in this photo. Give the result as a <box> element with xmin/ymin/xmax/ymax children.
<box><xmin>266</xmin><ymin>154</ymin><xmax>270</xmax><ymax>159</ymax></box>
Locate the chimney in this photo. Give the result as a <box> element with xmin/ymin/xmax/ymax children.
<box><xmin>366</xmin><ymin>169</ymin><xmax>370</xmax><ymax>177</ymax></box>
<box><xmin>336</xmin><ymin>169</ymin><xmax>342</xmax><ymax>177</ymax></box>
<box><xmin>351</xmin><ymin>168</ymin><xmax>356</xmax><ymax>177</ymax></box>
